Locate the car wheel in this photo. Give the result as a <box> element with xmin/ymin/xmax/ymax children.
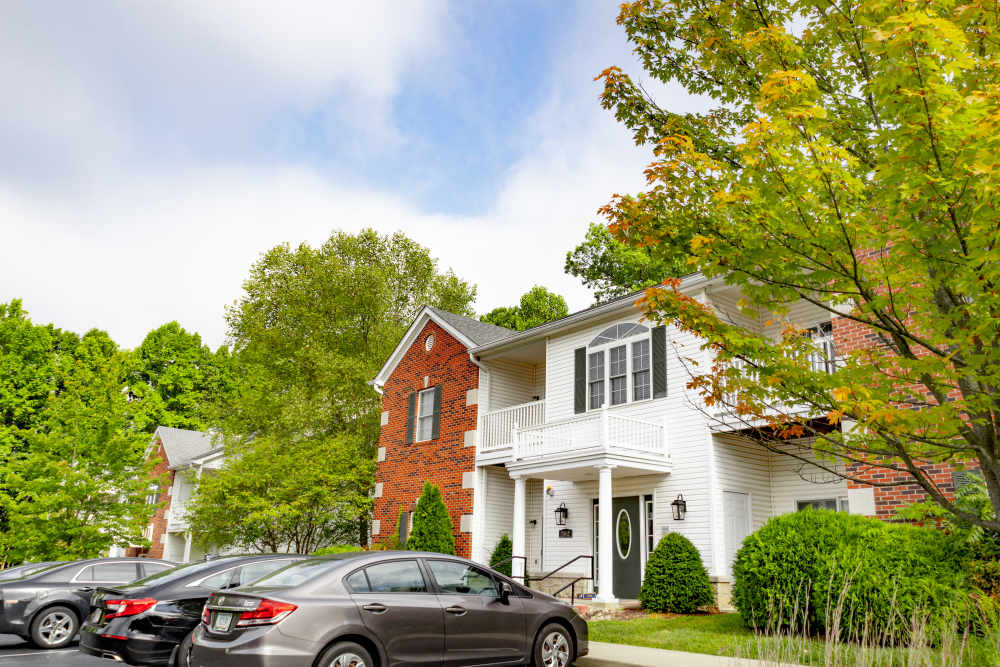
<box><xmin>173</xmin><ymin>631</ymin><xmax>195</xmax><ymax>667</ymax></box>
<box><xmin>29</xmin><ymin>605</ymin><xmax>79</xmax><ymax>649</ymax></box>
<box><xmin>317</xmin><ymin>641</ymin><xmax>375</xmax><ymax>667</ymax></box>
<box><xmin>533</xmin><ymin>622</ymin><xmax>573</xmax><ymax>667</ymax></box>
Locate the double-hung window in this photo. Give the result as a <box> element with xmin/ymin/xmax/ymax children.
<box><xmin>609</xmin><ymin>346</ymin><xmax>628</xmax><ymax>406</ymax></box>
<box><xmin>631</xmin><ymin>339</ymin><xmax>650</xmax><ymax>400</ymax></box>
<box><xmin>588</xmin><ymin>351</ymin><xmax>605</xmax><ymax>409</ymax></box>
<box><xmin>416</xmin><ymin>387</ymin><xmax>435</xmax><ymax>442</ymax></box>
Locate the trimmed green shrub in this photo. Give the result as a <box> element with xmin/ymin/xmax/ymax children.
<box><xmin>639</xmin><ymin>532</ymin><xmax>714</xmax><ymax>613</ymax></box>
<box><xmin>406</xmin><ymin>481</ymin><xmax>456</xmax><ymax>555</ymax></box>
<box><xmin>490</xmin><ymin>534</ymin><xmax>513</xmax><ymax>576</ymax></box>
<box><xmin>732</xmin><ymin>509</ymin><xmax>971</xmax><ymax>643</ymax></box>
<box><xmin>313</xmin><ymin>544</ymin><xmax>363</xmax><ymax>556</ymax></box>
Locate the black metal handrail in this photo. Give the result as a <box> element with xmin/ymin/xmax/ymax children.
<box><xmin>494</xmin><ymin>554</ymin><xmax>594</xmax><ymax>605</ymax></box>
<box><xmin>491</xmin><ymin>555</ymin><xmax>528</xmax><ymax>581</ymax></box>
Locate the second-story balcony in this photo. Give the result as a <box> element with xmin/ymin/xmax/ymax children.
<box><xmin>477</xmin><ymin>400</ymin><xmax>671</xmax><ymax>479</ymax></box>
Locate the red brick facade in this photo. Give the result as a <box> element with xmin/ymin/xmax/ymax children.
<box><xmin>125</xmin><ymin>437</ymin><xmax>173</xmax><ymax>558</ymax></box>
<box><xmin>374</xmin><ymin>320</ymin><xmax>479</xmax><ymax>557</ymax></box>
<box><xmin>831</xmin><ymin>315</ymin><xmax>970</xmax><ymax>517</ymax></box>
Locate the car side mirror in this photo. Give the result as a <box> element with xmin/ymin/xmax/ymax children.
<box><xmin>498</xmin><ymin>581</ymin><xmax>513</xmax><ymax>604</ymax></box>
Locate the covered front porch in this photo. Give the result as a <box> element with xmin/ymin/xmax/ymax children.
<box><xmin>477</xmin><ymin>458</ymin><xmax>672</xmax><ymax>606</ymax></box>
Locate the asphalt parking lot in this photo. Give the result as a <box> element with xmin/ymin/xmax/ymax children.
<box><xmin>0</xmin><ymin>634</ymin><xmax>105</xmax><ymax>665</ymax></box>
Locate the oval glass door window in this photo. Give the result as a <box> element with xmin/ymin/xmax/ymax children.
<box><xmin>616</xmin><ymin>509</ymin><xmax>632</xmax><ymax>559</ymax></box>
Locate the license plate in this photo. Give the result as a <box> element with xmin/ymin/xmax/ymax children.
<box><xmin>212</xmin><ymin>612</ymin><xmax>233</xmax><ymax>632</ymax></box>
<box><xmin>90</xmin><ymin>609</ymin><xmax>103</xmax><ymax>624</ymax></box>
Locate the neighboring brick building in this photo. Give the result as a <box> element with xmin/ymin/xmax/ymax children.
<box><xmin>831</xmin><ymin>315</ymin><xmax>974</xmax><ymax>518</ymax></box>
<box><xmin>111</xmin><ymin>426</ymin><xmax>221</xmax><ymax>561</ymax></box>
<box><xmin>371</xmin><ymin>307</ymin><xmax>512</xmax><ymax>558</ymax></box>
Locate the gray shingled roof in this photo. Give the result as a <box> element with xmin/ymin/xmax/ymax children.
<box><xmin>426</xmin><ymin>306</ymin><xmax>514</xmax><ymax>345</ymax></box>
<box><xmin>153</xmin><ymin>426</ymin><xmax>217</xmax><ymax>468</ymax></box>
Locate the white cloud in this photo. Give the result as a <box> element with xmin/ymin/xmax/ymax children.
<box><xmin>0</xmin><ymin>2</ymin><xmax>709</xmax><ymax>349</ymax></box>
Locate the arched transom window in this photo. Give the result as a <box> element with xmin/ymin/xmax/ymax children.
<box><xmin>589</xmin><ymin>322</ymin><xmax>649</xmax><ymax>347</ymax></box>
<box><xmin>586</xmin><ymin>321</ymin><xmax>655</xmax><ymax>409</ymax></box>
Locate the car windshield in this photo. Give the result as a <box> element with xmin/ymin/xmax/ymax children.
<box><xmin>0</xmin><ymin>563</ymin><xmax>55</xmax><ymax>581</ymax></box>
<box><xmin>125</xmin><ymin>558</ymin><xmax>242</xmax><ymax>588</ymax></box>
<box><xmin>0</xmin><ymin>562</ymin><xmax>63</xmax><ymax>581</ymax></box>
<box><xmin>248</xmin><ymin>557</ymin><xmax>350</xmax><ymax>587</ymax></box>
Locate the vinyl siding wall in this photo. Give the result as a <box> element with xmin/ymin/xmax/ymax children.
<box><xmin>484</xmin><ymin>359</ymin><xmax>544</xmax><ymax>411</ymax></box>
<box><xmin>482</xmin><ymin>465</ymin><xmax>514</xmax><ymax>561</ymax></box>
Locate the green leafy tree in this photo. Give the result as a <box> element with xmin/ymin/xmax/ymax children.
<box><xmin>186</xmin><ymin>435</ymin><xmax>368</xmax><ymax>554</ymax></box>
<box><xmin>189</xmin><ymin>229</ymin><xmax>476</xmax><ymax>549</ymax></box>
<box><xmin>490</xmin><ymin>534</ymin><xmax>514</xmax><ymax>576</ymax></box>
<box><xmin>565</xmin><ymin>223</ymin><xmax>685</xmax><ymax>302</ymax></box>
<box><xmin>1</xmin><ymin>330</ymin><xmax>156</xmax><ymax>563</ymax></box>
<box><xmin>639</xmin><ymin>532</ymin><xmax>713</xmax><ymax>613</ymax></box>
<box><xmin>406</xmin><ymin>482</ymin><xmax>456</xmax><ymax>555</ymax></box>
<box><xmin>127</xmin><ymin>322</ymin><xmax>235</xmax><ymax>433</ymax></box>
<box><xmin>481</xmin><ymin>286</ymin><xmax>568</xmax><ymax>331</ymax></box>
<box><xmin>597</xmin><ymin>0</ymin><xmax>1000</xmax><ymax>531</ymax></box>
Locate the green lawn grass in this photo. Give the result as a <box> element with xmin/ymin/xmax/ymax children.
<box><xmin>587</xmin><ymin>613</ymin><xmax>1000</xmax><ymax>666</ymax></box>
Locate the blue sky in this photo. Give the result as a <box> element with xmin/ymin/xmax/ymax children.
<box><xmin>0</xmin><ymin>1</ymin><xmax>704</xmax><ymax>348</ymax></box>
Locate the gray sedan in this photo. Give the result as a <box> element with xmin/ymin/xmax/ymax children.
<box><xmin>190</xmin><ymin>551</ymin><xmax>587</xmax><ymax>667</ymax></box>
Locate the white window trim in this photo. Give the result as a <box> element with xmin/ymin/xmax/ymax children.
<box><xmin>586</xmin><ymin>330</ymin><xmax>656</xmax><ymax>411</ymax></box>
<box><xmin>415</xmin><ymin>387</ymin><xmax>435</xmax><ymax>442</ymax></box>
<box><xmin>795</xmin><ymin>496</ymin><xmax>849</xmax><ymax>512</ymax></box>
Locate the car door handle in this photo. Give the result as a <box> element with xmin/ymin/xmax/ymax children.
<box><xmin>362</xmin><ymin>603</ymin><xmax>387</xmax><ymax>614</ymax></box>
<box><xmin>445</xmin><ymin>605</ymin><xmax>467</xmax><ymax>616</ymax></box>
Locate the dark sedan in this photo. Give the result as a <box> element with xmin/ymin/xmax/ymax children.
<box><xmin>80</xmin><ymin>554</ymin><xmax>306</xmax><ymax>667</ymax></box>
<box><xmin>0</xmin><ymin>557</ymin><xmax>173</xmax><ymax>649</ymax></box>
<box><xmin>191</xmin><ymin>551</ymin><xmax>588</xmax><ymax>667</ymax></box>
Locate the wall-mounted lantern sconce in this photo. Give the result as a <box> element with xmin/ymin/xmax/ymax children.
<box><xmin>671</xmin><ymin>494</ymin><xmax>687</xmax><ymax>521</ymax></box>
<box><xmin>554</xmin><ymin>502</ymin><xmax>569</xmax><ymax>526</ymax></box>
<box><xmin>529</xmin><ymin>519</ymin><xmax>537</xmax><ymax>527</ymax></box>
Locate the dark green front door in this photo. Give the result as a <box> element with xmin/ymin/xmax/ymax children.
<box><xmin>611</xmin><ymin>496</ymin><xmax>641</xmax><ymax>599</ymax></box>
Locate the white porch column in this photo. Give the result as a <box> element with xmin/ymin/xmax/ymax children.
<box><xmin>596</xmin><ymin>465</ymin><xmax>617</xmax><ymax>603</ymax></box>
<box><xmin>182</xmin><ymin>534</ymin><xmax>193</xmax><ymax>563</ymax></box>
<box><xmin>512</xmin><ymin>474</ymin><xmax>527</xmax><ymax>581</ymax></box>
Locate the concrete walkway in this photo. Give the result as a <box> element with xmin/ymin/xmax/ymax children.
<box><xmin>576</xmin><ymin>641</ymin><xmax>802</xmax><ymax>667</ymax></box>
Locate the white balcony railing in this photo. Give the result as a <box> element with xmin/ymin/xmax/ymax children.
<box><xmin>515</xmin><ymin>408</ymin><xmax>668</xmax><ymax>462</ymax></box>
<box><xmin>479</xmin><ymin>400</ymin><xmax>546</xmax><ymax>451</ymax></box>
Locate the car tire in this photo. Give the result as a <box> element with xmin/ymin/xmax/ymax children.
<box><xmin>317</xmin><ymin>640</ymin><xmax>375</xmax><ymax>667</ymax></box>
<box><xmin>533</xmin><ymin>622</ymin><xmax>574</xmax><ymax>667</ymax></box>
<box><xmin>29</xmin><ymin>605</ymin><xmax>79</xmax><ymax>649</ymax></box>
<box><xmin>174</xmin><ymin>630</ymin><xmax>195</xmax><ymax>667</ymax></box>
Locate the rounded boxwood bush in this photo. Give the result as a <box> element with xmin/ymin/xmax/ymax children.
<box><xmin>732</xmin><ymin>509</ymin><xmax>971</xmax><ymax>643</ymax></box>
<box><xmin>490</xmin><ymin>534</ymin><xmax>513</xmax><ymax>577</ymax></box>
<box><xmin>639</xmin><ymin>532</ymin><xmax>714</xmax><ymax>613</ymax></box>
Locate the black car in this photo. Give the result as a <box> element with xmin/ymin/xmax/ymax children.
<box><xmin>80</xmin><ymin>554</ymin><xmax>306</xmax><ymax>666</ymax></box>
<box><xmin>0</xmin><ymin>557</ymin><xmax>173</xmax><ymax>649</ymax></box>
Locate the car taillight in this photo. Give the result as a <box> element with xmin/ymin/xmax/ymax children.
<box><xmin>201</xmin><ymin>604</ymin><xmax>210</xmax><ymax>625</ymax></box>
<box><xmin>235</xmin><ymin>599</ymin><xmax>297</xmax><ymax>627</ymax></box>
<box><xmin>104</xmin><ymin>598</ymin><xmax>157</xmax><ymax>620</ymax></box>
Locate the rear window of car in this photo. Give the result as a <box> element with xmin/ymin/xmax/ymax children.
<box><xmin>134</xmin><ymin>558</ymin><xmax>242</xmax><ymax>587</ymax></box>
<box><xmin>248</xmin><ymin>559</ymin><xmax>345</xmax><ymax>587</ymax></box>
<box><xmin>140</xmin><ymin>562</ymin><xmax>173</xmax><ymax>578</ymax></box>
<box><xmin>238</xmin><ymin>559</ymin><xmax>296</xmax><ymax>586</ymax></box>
